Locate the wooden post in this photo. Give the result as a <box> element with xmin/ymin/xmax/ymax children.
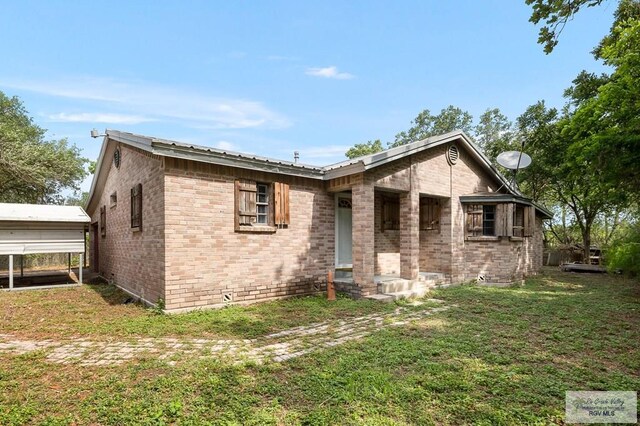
<box><xmin>327</xmin><ymin>270</ymin><xmax>336</xmax><ymax>301</ymax></box>
<box><xmin>83</xmin><ymin>228</ymin><xmax>87</xmax><ymax>268</ymax></box>
<box><xmin>68</xmin><ymin>253</ymin><xmax>71</xmax><ymax>273</ymax></box>
<box><xmin>78</xmin><ymin>254</ymin><xmax>83</xmax><ymax>284</ymax></box>
<box><xmin>20</xmin><ymin>255</ymin><xmax>24</xmax><ymax>277</ymax></box>
<box><xmin>9</xmin><ymin>255</ymin><xmax>13</xmax><ymax>290</ymax></box>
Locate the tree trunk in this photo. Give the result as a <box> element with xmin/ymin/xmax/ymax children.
<box><xmin>582</xmin><ymin>224</ymin><xmax>592</xmax><ymax>264</ymax></box>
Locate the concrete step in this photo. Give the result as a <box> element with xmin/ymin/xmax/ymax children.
<box><xmin>377</xmin><ymin>279</ymin><xmax>428</xmax><ymax>294</ymax></box>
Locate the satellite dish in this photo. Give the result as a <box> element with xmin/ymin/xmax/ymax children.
<box><xmin>496</xmin><ymin>150</ymin><xmax>532</xmax><ymax>170</ymax></box>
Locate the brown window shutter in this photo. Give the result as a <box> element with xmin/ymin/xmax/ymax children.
<box><xmin>466</xmin><ymin>204</ymin><xmax>483</xmax><ymax>237</ymax></box>
<box><xmin>137</xmin><ymin>183</ymin><xmax>142</xmax><ymax>229</ymax></box>
<box><xmin>274</xmin><ymin>182</ymin><xmax>290</xmax><ymax>226</ymax></box>
<box><xmin>235</xmin><ymin>179</ymin><xmax>257</xmax><ymax>228</ymax></box>
<box><xmin>382</xmin><ymin>196</ymin><xmax>400</xmax><ymax>231</ymax></box>
<box><xmin>100</xmin><ymin>206</ymin><xmax>106</xmax><ymax>237</ymax></box>
<box><xmin>420</xmin><ymin>197</ymin><xmax>441</xmax><ymax>231</ymax></box>
<box><xmin>524</xmin><ymin>206</ymin><xmax>535</xmax><ymax>237</ymax></box>
<box><xmin>496</xmin><ymin>203</ymin><xmax>514</xmax><ymax>237</ymax></box>
<box><xmin>433</xmin><ymin>199</ymin><xmax>442</xmax><ymax>232</ymax></box>
<box><xmin>130</xmin><ymin>184</ymin><xmax>142</xmax><ymax>229</ymax></box>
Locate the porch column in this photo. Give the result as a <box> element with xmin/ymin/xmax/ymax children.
<box><xmin>78</xmin><ymin>254</ymin><xmax>83</xmax><ymax>284</ymax></box>
<box><xmin>400</xmin><ymin>188</ymin><xmax>420</xmax><ymax>280</ymax></box>
<box><xmin>351</xmin><ymin>177</ymin><xmax>376</xmax><ymax>296</ymax></box>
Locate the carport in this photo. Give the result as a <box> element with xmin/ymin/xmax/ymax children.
<box><xmin>0</xmin><ymin>203</ymin><xmax>90</xmax><ymax>290</ymax></box>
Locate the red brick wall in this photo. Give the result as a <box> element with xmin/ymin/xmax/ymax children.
<box><xmin>89</xmin><ymin>143</ymin><xmax>165</xmax><ymax>304</ymax></box>
<box><xmin>89</xmin><ymin>137</ymin><xmax>545</xmax><ymax>309</ymax></box>
<box><xmin>162</xmin><ymin>158</ymin><xmax>334</xmax><ymax>311</ymax></box>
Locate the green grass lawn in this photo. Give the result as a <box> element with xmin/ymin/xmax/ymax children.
<box><xmin>1</xmin><ymin>268</ymin><xmax>638</xmax><ymax>425</ymax></box>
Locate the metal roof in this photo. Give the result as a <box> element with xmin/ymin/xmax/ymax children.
<box><xmin>0</xmin><ymin>203</ymin><xmax>91</xmax><ymax>223</ymax></box>
<box><xmin>86</xmin><ymin>129</ymin><xmax>551</xmax><ymax>219</ymax></box>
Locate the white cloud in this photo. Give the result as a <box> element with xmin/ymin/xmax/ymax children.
<box><xmin>47</xmin><ymin>112</ymin><xmax>155</xmax><ymax>124</ymax></box>
<box><xmin>215</xmin><ymin>140</ymin><xmax>236</xmax><ymax>151</ymax></box>
<box><xmin>305</xmin><ymin>66</ymin><xmax>354</xmax><ymax>80</ymax></box>
<box><xmin>4</xmin><ymin>77</ymin><xmax>290</xmax><ymax>130</ymax></box>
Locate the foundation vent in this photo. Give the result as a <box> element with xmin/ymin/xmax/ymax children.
<box><xmin>447</xmin><ymin>145</ymin><xmax>459</xmax><ymax>165</ymax></box>
<box><xmin>222</xmin><ymin>292</ymin><xmax>233</xmax><ymax>303</ymax></box>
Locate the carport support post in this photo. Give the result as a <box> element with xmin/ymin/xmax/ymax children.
<box><xmin>78</xmin><ymin>254</ymin><xmax>83</xmax><ymax>284</ymax></box>
<box><xmin>20</xmin><ymin>255</ymin><xmax>23</xmax><ymax>277</ymax></box>
<box><xmin>9</xmin><ymin>255</ymin><xmax>13</xmax><ymax>289</ymax></box>
<box><xmin>68</xmin><ymin>253</ymin><xmax>71</xmax><ymax>273</ymax></box>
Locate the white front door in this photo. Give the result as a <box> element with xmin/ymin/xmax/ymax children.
<box><xmin>335</xmin><ymin>194</ymin><xmax>353</xmax><ymax>268</ymax></box>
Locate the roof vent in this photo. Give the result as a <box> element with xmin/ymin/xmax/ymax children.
<box><xmin>446</xmin><ymin>145</ymin><xmax>459</xmax><ymax>165</ymax></box>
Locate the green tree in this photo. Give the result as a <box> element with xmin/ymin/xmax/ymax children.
<box><xmin>474</xmin><ymin>108</ymin><xmax>515</xmax><ymax>163</ymax></box>
<box><xmin>526</xmin><ymin>0</ymin><xmax>605</xmax><ymax>53</ymax></box>
<box><xmin>345</xmin><ymin>139</ymin><xmax>383</xmax><ymax>159</ymax></box>
<box><xmin>391</xmin><ymin>105</ymin><xmax>473</xmax><ymax>148</ymax></box>
<box><xmin>0</xmin><ymin>91</ymin><xmax>88</xmax><ymax>204</ymax></box>
<box><xmin>563</xmin><ymin>5</ymin><xmax>640</xmax><ymax>200</ymax></box>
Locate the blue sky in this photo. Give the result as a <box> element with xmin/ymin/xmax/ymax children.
<box><xmin>0</xmin><ymin>1</ymin><xmax>615</xmax><ymax>191</ymax></box>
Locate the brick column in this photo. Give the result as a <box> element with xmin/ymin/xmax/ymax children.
<box><xmin>351</xmin><ymin>176</ymin><xmax>376</xmax><ymax>296</ymax></box>
<box><xmin>400</xmin><ymin>187</ymin><xmax>420</xmax><ymax>280</ymax></box>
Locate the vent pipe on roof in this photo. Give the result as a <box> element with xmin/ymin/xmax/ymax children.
<box><xmin>294</xmin><ymin>151</ymin><xmax>299</xmax><ymax>163</ymax></box>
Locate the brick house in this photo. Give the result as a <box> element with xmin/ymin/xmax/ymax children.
<box><xmin>86</xmin><ymin>130</ymin><xmax>551</xmax><ymax>312</ymax></box>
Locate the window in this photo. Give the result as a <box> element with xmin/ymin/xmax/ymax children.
<box><xmin>131</xmin><ymin>183</ymin><xmax>142</xmax><ymax>230</ymax></box>
<box><xmin>467</xmin><ymin>202</ymin><xmax>536</xmax><ymax>239</ymax></box>
<box><xmin>100</xmin><ymin>206</ymin><xmax>106</xmax><ymax>237</ymax></box>
<box><xmin>483</xmin><ymin>205</ymin><xmax>496</xmax><ymax>236</ymax></box>
<box><xmin>235</xmin><ymin>179</ymin><xmax>289</xmax><ymax>231</ymax></box>
<box><xmin>420</xmin><ymin>197</ymin><xmax>442</xmax><ymax>231</ymax></box>
<box><xmin>256</xmin><ymin>183</ymin><xmax>269</xmax><ymax>224</ymax></box>
<box><xmin>110</xmin><ymin>192</ymin><xmax>117</xmax><ymax>208</ymax></box>
<box><xmin>466</xmin><ymin>204</ymin><xmax>496</xmax><ymax>237</ymax></box>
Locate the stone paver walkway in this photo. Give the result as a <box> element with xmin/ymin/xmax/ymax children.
<box><xmin>0</xmin><ymin>300</ymin><xmax>451</xmax><ymax>366</ymax></box>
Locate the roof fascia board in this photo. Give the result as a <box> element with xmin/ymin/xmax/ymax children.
<box><xmin>154</xmin><ymin>143</ymin><xmax>325</xmax><ymax>180</ymax></box>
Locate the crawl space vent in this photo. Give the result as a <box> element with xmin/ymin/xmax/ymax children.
<box><xmin>222</xmin><ymin>293</ymin><xmax>233</xmax><ymax>303</ymax></box>
<box><xmin>447</xmin><ymin>145</ymin><xmax>459</xmax><ymax>165</ymax></box>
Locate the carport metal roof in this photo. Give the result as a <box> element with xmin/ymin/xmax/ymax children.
<box><xmin>0</xmin><ymin>203</ymin><xmax>90</xmax><ymax>289</ymax></box>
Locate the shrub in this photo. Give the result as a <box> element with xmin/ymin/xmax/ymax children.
<box><xmin>607</xmin><ymin>224</ymin><xmax>640</xmax><ymax>277</ymax></box>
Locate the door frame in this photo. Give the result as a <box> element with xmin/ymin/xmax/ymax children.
<box><xmin>334</xmin><ymin>192</ymin><xmax>353</xmax><ymax>269</ymax></box>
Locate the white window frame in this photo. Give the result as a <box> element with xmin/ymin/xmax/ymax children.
<box><xmin>256</xmin><ymin>183</ymin><xmax>269</xmax><ymax>224</ymax></box>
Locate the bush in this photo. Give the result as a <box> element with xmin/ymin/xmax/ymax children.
<box><xmin>607</xmin><ymin>224</ymin><xmax>640</xmax><ymax>277</ymax></box>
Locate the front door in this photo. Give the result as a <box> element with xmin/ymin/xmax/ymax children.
<box><xmin>335</xmin><ymin>194</ymin><xmax>353</xmax><ymax>268</ymax></box>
